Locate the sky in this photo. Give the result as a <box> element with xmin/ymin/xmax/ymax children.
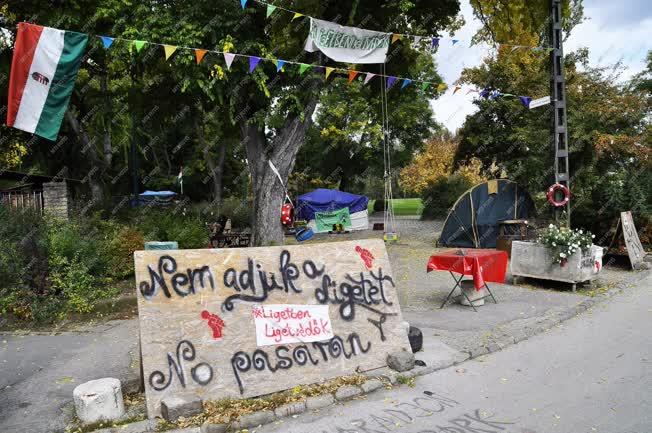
<box><xmin>431</xmin><ymin>0</ymin><xmax>652</xmax><ymax>132</ymax></box>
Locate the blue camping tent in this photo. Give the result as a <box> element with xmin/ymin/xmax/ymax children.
<box><xmin>296</xmin><ymin>189</ymin><xmax>369</xmax><ymax>232</ymax></box>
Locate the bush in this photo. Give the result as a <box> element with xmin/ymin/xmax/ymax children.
<box><xmin>103</xmin><ymin>226</ymin><xmax>145</xmax><ymax>279</ymax></box>
<box><xmin>133</xmin><ymin>208</ymin><xmax>210</xmax><ymax>248</ymax></box>
<box><xmin>420</xmin><ymin>174</ymin><xmax>474</xmax><ymax>220</ymax></box>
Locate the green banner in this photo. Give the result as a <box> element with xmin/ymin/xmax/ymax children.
<box><xmin>315</xmin><ymin>208</ymin><xmax>352</xmax><ymax>232</ymax></box>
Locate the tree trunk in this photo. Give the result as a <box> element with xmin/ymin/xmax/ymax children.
<box><xmin>194</xmin><ymin>113</ymin><xmax>224</xmax><ymax>203</ymax></box>
<box><xmin>65</xmin><ymin>109</ymin><xmax>104</xmax><ymax>204</ymax></box>
<box><xmin>243</xmin><ymin>99</ymin><xmax>318</xmax><ymax>246</ymax></box>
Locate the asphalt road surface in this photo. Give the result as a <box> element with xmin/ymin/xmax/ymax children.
<box><xmin>256</xmin><ymin>274</ymin><xmax>652</xmax><ymax>433</ymax></box>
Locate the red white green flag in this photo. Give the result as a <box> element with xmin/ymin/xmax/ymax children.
<box><xmin>6</xmin><ymin>22</ymin><xmax>88</xmax><ymax>141</ymax></box>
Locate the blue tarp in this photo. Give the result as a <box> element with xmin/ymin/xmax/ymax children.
<box><xmin>139</xmin><ymin>190</ymin><xmax>177</xmax><ymax>197</ymax></box>
<box><xmin>296</xmin><ymin>189</ymin><xmax>368</xmax><ymax>221</ymax></box>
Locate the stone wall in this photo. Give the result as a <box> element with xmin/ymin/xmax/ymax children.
<box><xmin>43</xmin><ymin>181</ymin><xmax>70</xmax><ymax>219</ymax></box>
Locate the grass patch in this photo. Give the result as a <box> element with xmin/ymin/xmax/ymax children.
<box><xmin>165</xmin><ymin>374</ymin><xmax>369</xmax><ymax>430</ymax></box>
<box><xmin>368</xmin><ymin>198</ymin><xmax>423</xmax><ymax>216</ymax></box>
<box><xmin>395</xmin><ymin>374</ymin><xmax>416</xmax><ymax>387</ymax></box>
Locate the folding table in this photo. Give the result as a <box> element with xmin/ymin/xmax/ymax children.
<box><xmin>426</xmin><ymin>249</ymin><xmax>508</xmax><ymax>312</ymax></box>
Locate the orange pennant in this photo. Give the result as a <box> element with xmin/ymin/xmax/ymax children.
<box><xmin>453</xmin><ymin>85</ymin><xmax>462</xmax><ymax>94</ymax></box>
<box><xmin>348</xmin><ymin>70</ymin><xmax>359</xmax><ymax>83</ymax></box>
<box><xmin>195</xmin><ymin>49</ymin><xmax>208</xmax><ymax>64</ymax></box>
<box><xmin>391</xmin><ymin>34</ymin><xmax>402</xmax><ymax>44</ymax></box>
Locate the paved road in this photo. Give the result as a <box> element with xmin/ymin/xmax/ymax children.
<box><xmin>0</xmin><ymin>320</ymin><xmax>139</xmax><ymax>433</ymax></box>
<box><xmin>255</xmin><ymin>274</ymin><xmax>652</xmax><ymax>433</ymax></box>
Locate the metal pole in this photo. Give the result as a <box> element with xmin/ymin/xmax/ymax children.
<box><xmin>130</xmin><ymin>59</ymin><xmax>139</xmax><ymax>207</ymax></box>
<box><xmin>550</xmin><ymin>0</ymin><xmax>571</xmax><ymax>226</ymax></box>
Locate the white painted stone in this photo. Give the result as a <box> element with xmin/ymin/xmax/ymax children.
<box><xmin>73</xmin><ymin>378</ymin><xmax>125</xmax><ymax>424</ymax></box>
<box><xmin>459</xmin><ymin>280</ymin><xmax>485</xmax><ymax>307</ymax></box>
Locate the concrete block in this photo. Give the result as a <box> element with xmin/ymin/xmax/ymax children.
<box><xmin>361</xmin><ymin>379</ymin><xmax>384</xmax><ymax>393</ymax></box>
<box><xmin>274</xmin><ymin>401</ymin><xmax>306</xmax><ymax>418</ymax></box>
<box><xmin>113</xmin><ymin>419</ymin><xmax>158</xmax><ymax>432</ymax></box>
<box><xmin>387</xmin><ymin>350</ymin><xmax>415</xmax><ymax>372</ymax></box>
<box><xmin>201</xmin><ymin>422</ymin><xmax>228</xmax><ymax>433</ymax></box>
<box><xmin>232</xmin><ymin>410</ymin><xmax>275</xmax><ymax>429</ymax></box>
<box><xmin>73</xmin><ymin>378</ymin><xmax>125</xmax><ymax>424</ymax></box>
<box><xmin>334</xmin><ymin>385</ymin><xmax>363</xmax><ymax>401</ymax></box>
<box><xmin>306</xmin><ymin>394</ymin><xmax>335</xmax><ymax>410</ymax></box>
<box><xmin>161</xmin><ymin>396</ymin><xmax>203</xmax><ymax>421</ymax></box>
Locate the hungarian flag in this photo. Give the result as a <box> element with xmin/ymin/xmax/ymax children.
<box><xmin>6</xmin><ymin>22</ymin><xmax>88</xmax><ymax>141</ymax></box>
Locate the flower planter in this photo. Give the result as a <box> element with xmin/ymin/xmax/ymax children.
<box><xmin>510</xmin><ymin>241</ymin><xmax>603</xmax><ymax>291</ymax></box>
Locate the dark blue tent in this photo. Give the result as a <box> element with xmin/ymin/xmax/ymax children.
<box><xmin>296</xmin><ymin>189</ymin><xmax>368</xmax><ymax>221</ymax></box>
<box><xmin>438</xmin><ymin>179</ymin><xmax>536</xmax><ymax>248</ymax></box>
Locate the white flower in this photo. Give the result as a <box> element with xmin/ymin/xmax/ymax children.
<box><xmin>552</xmin><ymin>243</ymin><xmax>556</xmax><ymax>246</ymax></box>
<box><xmin>549</xmin><ymin>224</ymin><xmax>554</xmax><ymax>229</ymax></box>
<box><xmin>592</xmin><ymin>234</ymin><xmax>595</xmax><ymax>238</ymax></box>
<box><xmin>560</xmin><ymin>253</ymin><xmax>567</xmax><ymax>258</ymax></box>
<box><xmin>579</xmin><ymin>230</ymin><xmax>583</xmax><ymax>234</ymax></box>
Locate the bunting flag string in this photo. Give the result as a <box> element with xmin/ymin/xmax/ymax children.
<box><xmin>67</xmin><ymin>27</ymin><xmax>536</xmax><ymax>102</ymax></box>
<box><xmin>245</xmin><ymin>0</ymin><xmax>552</xmax><ymax>52</ymax></box>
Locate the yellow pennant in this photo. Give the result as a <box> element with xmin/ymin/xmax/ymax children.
<box><xmin>292</xmin><ymin>12</ymin><xmax>304</xmax><ymax>21</ymax></box>
<box><xmin>195</xmin><ymin>49</ymin><xmax>208</xmax><ymax>64</ymax></box>
<box><xmin>163</xmin><ymin>45</ymin><xmax>177</xmax><ymax>60</ymax></box>
<box><xmin>391</xmin><ymin>34</ymin><xmax>402</xmax><ymax>44</ymax></box>
<box><xmin>437</xmin><ymin>83</ymin><xmax>448</xmax><ymax>92</ymax></box>
<box><xmin>325</xmin><ymin>67</ymin><xmax>335</xmax><ymax>79</ymax></box>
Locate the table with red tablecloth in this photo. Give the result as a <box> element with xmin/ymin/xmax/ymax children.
<box><xmin>426</xmin><ymin>249</ymin><xmax>508</xmax><ymax>310</ymax></box>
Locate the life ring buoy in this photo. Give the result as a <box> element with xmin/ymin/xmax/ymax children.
<box><xmin>546</xmin><ymin>183</ymin><xmax>570</xmax><ymax>207</ymax></box>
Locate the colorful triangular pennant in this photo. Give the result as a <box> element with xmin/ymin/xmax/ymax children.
<box><xmin>421</xmin><ymin>82</ymin><xmax>430</xmax><ymax>91</ymax></box>
<box><xmin>266</xmin><ymin>4</ymin><xmax>277</xmax><ymax>18</ymax></box>
<box><xmin>224</xmin><ymin>53</ymin><xmax>236</xmax><ymax>70</ymax></box>
<box><xmin>240</xmin><ymin>0</ymin><xmax>247</xmax><ymax>9</ymax></box>
<box><xmin>519</xmin><ymin>96</ymin><xmax>532</xmax><ymax>108</ymax></box>
<box><xmin>249</xmin><ymin>56</ymin><xmax>261</xmax><ymax>73</ymax></box>
<box><xmin>431</xmin><ymin>38</ymin><xmax>439</xmax><ymax>48</ymax></box>
<box><xmin>453</xmin><ymin>85</ymin><xmax>462</xmax><ymax>94</ymax></box>
<box><xmin>348</xmin><ymin>70</ymin><xmax>359</xmax><ymax>83</ymax></box>
<box><xmin>437</xmin><ymin>83</ymin><xmax>447</xmax><ymax>92</ymax></box>
<box><xmin>325</xmin><ymin>67</ymin><xmax>334</xmax><ymax>79</ymax></box>
<box><xmin>195</xmin><ymin>49</ymin><xmax>208</xmax><ymax>64</ymax></box>
<box><xmin>292</xmin><ymin>12</ymin><xmax>304</xmax><ymax>21</ymax></box>
<box><xmin>401</xmin><ymin>79</ymin><xmax>412</xmax><ymax>89</ymax></box>
<box><xmin>100</xmin><ymin>36</ymin><xmax>114</xmax><ymax>49</ymax></box>
<box><xmin>364</xmin><ymin>73</ymin><xmax>376</xmax><ymax>84</ymax></box>
<box><xmin>387</xmin><ymin>76</ymin><xmax>397</xmax><ymax>89</ymax></box>
<box><xmin>413</xmin><ymin>36</ymin><xmax>424</xmax><ymax>45</ymax></box>
<box><xmin>452</xmin><ymin>39</ymin><xmax>459</xmax><ymax>45</ymax></box>
<box><xmin>163</xmin><ymin>45</ymin><xmax>177</xmax><ymax>60</ymax></box>
<box><xmin>132</xmin><ymin>40</ymin><xmax>146</xmax><ymax>52</ymax></box>
<box><xmin>391</xmin><ymin>34</ymin><xmax>402</xmax><ymax>44</ymax></box>
<box><xmin>276</xmin><ymin>59</ymin><xmax>286</xmax><ymax>72</ymax></box>
<box><xmin>298</xmin><ymin>63</ymin><xmax>311</xmax><ymax>75</ymax></box>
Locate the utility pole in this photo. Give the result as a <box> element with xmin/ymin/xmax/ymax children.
<box><xmin>129</xmin><ymin>57</ymin><xmax>139</xmax><ymax>207</ymax></box>
<box><xmin>550</xmin><ymin>0</ymin><xmax>571</xmax><ymax>226</ymax></box>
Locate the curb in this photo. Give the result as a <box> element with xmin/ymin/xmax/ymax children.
<box><xmin>89</xmin><ymin>268</ymin><xmax>651</xmax><ymax>433</ymax></box>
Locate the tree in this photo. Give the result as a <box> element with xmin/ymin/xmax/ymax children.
<box><xmin>399</xmin><ymin>133</ymin><xmax>484</xmax><ymax>195</ymax></box>
<box><xmin>456</xmin><ymin>2</ymin><xmax>650</xmax><ymax>234</ymax></box>
<box><xmin>295</xmin><ymin>51</ymin><xmax>441</xmax><ymax>194</ymax></box>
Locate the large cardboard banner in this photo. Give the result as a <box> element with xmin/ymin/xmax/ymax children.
<box><xmin>134</xmin><ymin>239</ymin><xmax>411</xmax><ymax>416</ymax></box>
<box><xmin>621</xmin><ymin>211</ymin><xmax>645</xmax><ymax>269</ymax></box>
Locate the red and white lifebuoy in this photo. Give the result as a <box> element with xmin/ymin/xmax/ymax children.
<box><xmin>546</xmin><ymin>183</ymin><xmax>570</xmax><ymax>207</ymax></box>
<box><xmin>281</xmin><ymin>203</ymin><xmax>294</xmax><ymax>226</ymax></box>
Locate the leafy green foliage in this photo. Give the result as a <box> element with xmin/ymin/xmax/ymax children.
<box><xmin>537</xmin><ymin>223</ymin><xmax>594</xmax><ymax>264</ymax></box>
<box><xmin>420</xmin><ymin>174</ymin><xmax>474</xmax><ymax>220</ymax></box>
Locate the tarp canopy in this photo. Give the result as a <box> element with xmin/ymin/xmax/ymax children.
<box><xmin>438</xmin><ymin>179</ymin><xmax>536</xmax><ymax>249</ymax></box>
<box><xmin>139</xmin><ymin>190</ymin><xmax>176</xmax><ymax>197</ymax></box>
<box><xmin>296</xmin><ymin>188</ymin><xmax>368</xmax><ymax>221</ymax></box>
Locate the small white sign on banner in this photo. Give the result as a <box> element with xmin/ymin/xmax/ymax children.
<box><xmin>529</xmin><ymin>96</ymin><xmax>551</xmax><ymax>109</ymax></box>
<box><xmin>304</xmin><ymin>18</ymin><xmax>391</xmax><ymax>64</ymax></box>
<box><xmin>252</xmin><ymin>304</ymin><xmax>334</xmax><ymax>346</ymax></box>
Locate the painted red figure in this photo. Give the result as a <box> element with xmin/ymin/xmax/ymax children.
<box><xmin>200</xmin><ymin>310</ymin><xmax>225</xmax><ymax>339</ymax></box>
<box><xmin>355</xmin><ymin>245</ymin><xmax>375</xmax><ymax>269</ymax></box>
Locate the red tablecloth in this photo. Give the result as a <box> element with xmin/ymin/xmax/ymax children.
<box><xmin>427</xmin><ymin>249</ymin><xmax>508</xmax><ymax>290</ymax></box>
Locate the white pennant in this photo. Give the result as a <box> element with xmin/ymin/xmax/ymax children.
<box><xmin>223</xmin><ymin>52</ymin><xmax>236</xmax><ymax>70</ymax></box>
<box><xmin>413</xmin><ymin>36</ymin><xmax>423</xmax><ymax>45</ymax></box>
<box><xmin>364</xmin><ymin>73</ymin><xmax>376</xmax><ymax>84</ymax></box>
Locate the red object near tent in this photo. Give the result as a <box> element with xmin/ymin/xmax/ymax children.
<box><xmin>427</xmin><ymin>249</ymin><xmax>508</xmax><ymax>290</ymax></box>
<box><xmin>281</xmin><ymin>203</ymin><xmax>294</xmax><ymax>226</ymax></box>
